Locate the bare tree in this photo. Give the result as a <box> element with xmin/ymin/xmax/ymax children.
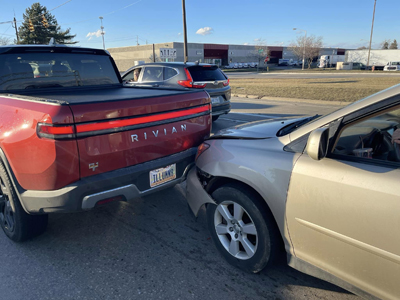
<box><xmin>148</xmin><ymin>53</ymin><xmax>161</xmax><ymax>63</ymax></box>
<box><xmin>357</xmin><ymin>46</ymin><xmax>368</xmax><ymax>50</ymax></box>
<box><xmin>247</xmin><ymin>39</ymin><xmax>270</xmax><ymax>68</ymax></box>
<box><xmin>288</xmin><ymin>35</ymin><xmax>323</xmax><ymax>69</ymax></box>
<box><xmin>0</xmin><ymin>36</ymin><xmax>11</xmax><ymax>45</ymax></box>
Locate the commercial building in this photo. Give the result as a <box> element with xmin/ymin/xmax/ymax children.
<box><xmin>108</xmin><ymin>42</ymin><xmax>347</xmax><ymax>71</ymax></box>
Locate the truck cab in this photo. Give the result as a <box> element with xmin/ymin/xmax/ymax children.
<box><xmin>384</xmin><ymin>61</ymin><xmax>400</xmax><ymax>71</ymax></box>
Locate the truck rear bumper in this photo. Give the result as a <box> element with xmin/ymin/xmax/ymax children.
<box><xmin>19</xmin><ymin>148</ymin><xmax>197</xmax><ymax>214</ymax></box>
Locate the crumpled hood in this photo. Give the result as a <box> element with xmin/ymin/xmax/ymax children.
<box><xmin>210</xmin><ymin>117</ymin><xmax>306</xmax><ymax>139</ymax></box>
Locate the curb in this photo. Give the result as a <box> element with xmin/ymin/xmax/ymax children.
<box><xmin>232</xmin><ymin>94</ymin><xmax>349</xmax><ymax>106</ymax></box>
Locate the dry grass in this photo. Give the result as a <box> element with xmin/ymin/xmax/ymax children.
<box><xmin>230</xmin><ymin>77</ymin><xmax>400</xmax><ymax>102</ymax></box>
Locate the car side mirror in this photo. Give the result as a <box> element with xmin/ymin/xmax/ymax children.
<box><xmin>306</xmin><ymin>127</ymin><xmax>329</xmax><ymax>161</ymax></box>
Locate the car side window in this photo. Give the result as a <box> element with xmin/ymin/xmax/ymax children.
<box><xmin>123</xmin><ymin>70</ymin><xmax>134</xmax><ymax>82</ymax></box>
<box><xmin>164</xmin><ymin>67</ymin><xmax>178</xmax><ymax>81</ymax></box>
<box><xmin>142</xmin><ymin>66</ymin><xmax>163</xmax><ymax>82</ymax></box>
<box><xmin>333</xmin><ymin>106</ymin><xmax>400</xmax><ymax>163</ymax></box>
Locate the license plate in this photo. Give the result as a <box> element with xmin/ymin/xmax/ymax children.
<box><xmin>150</xmin><ymin>164</ymin><xmax>176</xmax><ymax>187</ymax></box>
<box><xmin>211</xmin><ymin>97</ymin><xmax>220</xmax><ymax>104</ymax></box>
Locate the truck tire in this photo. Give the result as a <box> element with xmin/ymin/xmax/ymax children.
<box><xmin>212</xmin><ymin>115</ymin><xmax>220</xmax><ymax>122</ymax></box>
<box><xmin>0</xmin><ymin>162</ymin><xmax>48</xmax><ymax>242</ymax></box>
<box><xmin>206</xmin><ymin>184</ymin><xmax>280</xmax><ymax>273</ymax></box>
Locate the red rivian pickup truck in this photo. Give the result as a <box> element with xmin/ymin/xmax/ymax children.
<box><xmin>0</xmin><ymin>44</ymin><xmax>211</xmax><ymax>242</ymax></box>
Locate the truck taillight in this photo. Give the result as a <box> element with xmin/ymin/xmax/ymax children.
<box><xmin>223</xmin><ymin>78</ymin><xmax>230</xmax><ymax>86</ymax></box>
<box><xmin>37</xmin><ymin>123</ymin><xmax>76</xmax><ymax>139</ymax></box>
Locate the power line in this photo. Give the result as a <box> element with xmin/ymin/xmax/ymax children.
<box><xmin>59</xmin><ymin>0</ymin><xmax>143</xmax><ymax>26</ymax></box>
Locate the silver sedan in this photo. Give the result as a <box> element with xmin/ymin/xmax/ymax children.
<box><xmin>187</xmin><ymin>84</ymin><xmax>400</xmax><ymax>300</ymax></box>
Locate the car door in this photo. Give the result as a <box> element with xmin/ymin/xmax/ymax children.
<box><xmin>286</xmin><ymin>105</ymin><xmax>400</xmax><ymax>300</ymax></box>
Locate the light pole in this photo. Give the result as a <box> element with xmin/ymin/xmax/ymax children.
<box><xmin>293</xmin><ymin>28</ymin><xmax>307</xmax><ymax>70</ymax></box>
<box><xmin>99</xmin><ymin>16</ymin><xmax>105</xmax><ymax>50</ymax></box>
<box><xmin>181</xmin><ymin>0</ymin><xmax>188</xmax><ymax>63</ymax></box>
<box><xmin>367</xmin><ymin>0</ymin><xmax>377</xmax><ymax>69</ymax></box>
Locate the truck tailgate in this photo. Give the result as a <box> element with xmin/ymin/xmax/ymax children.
<box><xmin>32</xmin><ymin>87</ymin><xmax>211</xmax><ymax>178</ymax></box>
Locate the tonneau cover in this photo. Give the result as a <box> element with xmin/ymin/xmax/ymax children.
<box><xmin>10</xmin><ymin>85</ymin><xmax>197</xmax><ymax>105</ymax></box>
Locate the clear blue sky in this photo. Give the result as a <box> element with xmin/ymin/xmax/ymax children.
<box><xmin>0</xmin><ymin>0</ymin><xmax>399</xmax><ymax>50</ymax></box>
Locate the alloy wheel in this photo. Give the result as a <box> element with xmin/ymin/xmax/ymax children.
<box><xmin>214</xmin><ymin>201</ymin><xmax>258</xmax><ymax>260</ymax></box>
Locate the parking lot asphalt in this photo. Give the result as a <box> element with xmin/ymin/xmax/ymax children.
<box><xmin>0</xmin><ymin>100</ymin><xmax>358</xmax><ymax>300</ymax></box>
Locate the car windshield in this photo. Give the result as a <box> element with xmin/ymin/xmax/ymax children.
<box><xmin>0</xmin><ymin>52</ymin><xmax>120</xmax><ymax>91</ymax></box>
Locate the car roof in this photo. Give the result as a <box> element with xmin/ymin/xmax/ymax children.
<box><xmin>122</xmin><ymin>62</ymin><xmax>218</xmax><ymax>74</ymax></box>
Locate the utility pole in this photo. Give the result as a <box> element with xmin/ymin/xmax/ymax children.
<box><xmin>152</xmin><ymin>44</ymin><xmax>155</xmax><ymax>62</ymax></box>
<box><xmin>13</xmin><ymin>17</ymin><xmax>19</xmax><ymax>43</ymax></box>
<box><xmin>99</xmin><ymin>16</ymin><xmax>105</xmax><ymax>50</ymax></box>
<box><xmin>367</xmin><ymin>0</ymin><xmax>377</xmax><ymax>69</ymax></box>
<box><xmin>136</xmin><ymin>35</ymin><xmax>139</xmax><ymax>46</ymax></box>
<box><xmin>182</xmin><ymin>0</ymin><xmax>188</xmax><ymax>63</ymax></box>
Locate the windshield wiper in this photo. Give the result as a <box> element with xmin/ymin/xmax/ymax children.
<box><xmin>278</xmin><ymin>114</ymin><xmax>320</xmax><ymax>136</ymax></box>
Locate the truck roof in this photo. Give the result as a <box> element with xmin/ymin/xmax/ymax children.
<box><xmin>0</xmin><ymin>44</ymin><xmax>109</xmax><ymax>56</ymax></box>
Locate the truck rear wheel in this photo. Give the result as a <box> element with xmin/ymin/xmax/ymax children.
<box><xmin>0</xmin><ymin>162</ymin><xmax>48</xmax><ymax>242</ymax></box>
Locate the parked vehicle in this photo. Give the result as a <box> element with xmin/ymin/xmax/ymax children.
<box><xmin>242</xmin><ymin>63</ymin><xmax>249</xmax><ymax>68</ymax></box>
<box><xmin>278</xmin><ymin>59</ymin><xmax>290</xmax><ymax>66</ymax></box>
<box><xmin>384</xmin><ymin>61</ymin><xmax>400</xmax><ymax>71</ymax></box>
<box><xmin>187</xmin><ymin>84</ymin><xmax>400</xmax><ymax>300</ymax></box>
<box><xmin>0</xmin><ymin>44</ymin><xmax>211</xmax><ymax>242</ymax></box>
<box><xmin>346</xmin><ymin>49</ymin><xmax>400</xmax><ymax>70</ymax></box>
<box><xmin>249</xmin><ymin>62</ymin><xmax>256</xmax><ymax>68</ymax></box>
<box><xmin>121</xmin><ymin>62</ymin><xmax>231</xmax><ymax>121</ymax></box>
<box><xmin>318</xmin><ymin>55</ymin><xmax>345</xmax><ymax>68</ymax></box>
<box><xmin>238</xmin><ymin>63</ymin><xmax>243</xmax><ymax>69</ymax></box>
<box><xmin>233</xmin><ymin>63</ymin><xmax>238</xmax><ymax>69</ymax></box>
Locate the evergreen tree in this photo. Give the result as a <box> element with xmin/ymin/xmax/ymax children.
<box><xmin>382</xmin><ymin>41</ymin><xmax>389</xmax><ymax>49</ymax></box>
<box><xmin>390</xmin><ymin>39</ymin><xmax>398</xmax><ymax>49</ymax></box>
<box><xmin>18</xmin><ymin>2</ymin><xmax>77</xmax><ymax>45</ymax></box>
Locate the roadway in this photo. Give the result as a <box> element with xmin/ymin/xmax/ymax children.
<box><xmin>226</xmin><ymin>70</ymin><xmax>400</xmax><ymax>79</ymax></box>
<box><xmin>0</xmin><ymin>98</ymin><xmax>358</xmax><ymax>300</ymax></box>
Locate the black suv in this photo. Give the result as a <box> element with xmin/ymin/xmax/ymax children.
<box><xmin>121</xmin><ymin>62</ymin><xmax>231</xmax><ymax>121</ymax></box>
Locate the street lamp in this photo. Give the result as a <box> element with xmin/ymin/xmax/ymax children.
<box><xmin>293</xmin><ymin>28</ymin><xmax>307</xmax><ymax>70</ymax></box>
<box><xmin>99</xmin><ymin>16</ymin><xmax>105</xmax><ymax>50</ymax></box>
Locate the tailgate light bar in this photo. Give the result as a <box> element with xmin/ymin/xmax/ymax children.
<box><xmin>37</xmin><ymin>104</ymin><xmax>211</xmax><ymax>139</ymax></box>
<box><xmin>76</xmin><ymin>105</ymin><xmax>210</xmax><ymax>135</ymax></box>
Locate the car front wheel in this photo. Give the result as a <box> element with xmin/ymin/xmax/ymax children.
<box><xmin>207</xmin><ymin>184</ymin><xmax>280</xmax><ymax>273</ymax></box>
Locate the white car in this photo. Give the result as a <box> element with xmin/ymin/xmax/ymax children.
<box><xmin>243</xmin><ymin>63</ymin><xmax>249</xmax><ymax>68</ymax></box>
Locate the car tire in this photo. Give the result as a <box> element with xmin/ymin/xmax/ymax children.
<box><xmin>0</xmin><ymin>162</ymin><xmax>48</xmax><ymax>242</ymax></box>
<box><xmin>207</xmin><ymin>184</ymin><xmax>280</xmax><ymax>273</ymax></box>
<box><xmin>212</xmin><ymin>115</ymin><xmax>220</xmax><ymax>122</ymax></box>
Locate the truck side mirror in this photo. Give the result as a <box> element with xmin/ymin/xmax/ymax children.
<box><xmin>306</xmin><ymin>127</ymin><xmax>329</xmax><ymax>161</ymax></box>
